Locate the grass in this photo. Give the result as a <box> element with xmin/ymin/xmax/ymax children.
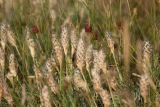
<box><xmin>0</xmin><ymin>0</ymin><xmax>160</xmax><ymax>107</ymax></box>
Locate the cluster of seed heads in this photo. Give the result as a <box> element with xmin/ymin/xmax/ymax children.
<box><xmin>0</xmin><ymin>14</ymin><xmax>158</xmax><ymax>107</ymax></box>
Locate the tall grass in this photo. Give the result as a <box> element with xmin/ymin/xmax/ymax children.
<box><xmin>0</xmin><ymin>0</ymin><xmax>160</xmax><ymax>107</ymax></box>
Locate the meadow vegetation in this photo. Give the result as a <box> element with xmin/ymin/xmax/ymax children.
<box><xmin>0</xmin><ymin>0</ymin><xmax>160</xmax><ymax>107</ymax></box>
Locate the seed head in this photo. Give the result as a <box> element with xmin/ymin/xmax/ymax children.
<box><xmin>45</xmin><ymin>73</ymin><xmax>59</xmax><ymax>94</ymax></box>
<box><xmin>73</xmin><ymin>69</ymin><xmax>88</xmax><ymax>92</ymax></box>
<box><xmin>91</xmin><ymin>68</ymin><xmax>102</xmax><ymax>92</ymax></box>
<box><xmin>44</xmin><ymin>57</ymin><xmax>56</xmax><ymax>73</ymax></box>
<box><xmin>0</xmin><ymin>47</ymin><xmax>5</xmax><ymax>71</ymax></box>
<box><xmin>142</xmin><ymin>41</ymin><xmax>151</xmax><ymax>74</ymax></box>
<box><xmin>93</xmin><ymin>49</ymin><xmax>106</xmax><ymax>72</ymax></box>
<box><xmin>2</xmin><ymin>81</ymin><xmax>13</xmax><ymax>107</ymax></box>
<box><xmin>0</xmin><ymin>23</ymin><xmax>7</xmax><ymax>50</ymax></box>
<box><xmin>99</xmin><ymin>89</ymin><xmax>110</xmax><ymax>107</ymax></box>
<box><xmin>76</xmin><ymin>37</ymin><xmax>85</xmax><ymax>71</ymax></box>
<box><xmin>33</xmin><ymin>65</ymin><xmax>43</xmax><ymax>85</ymax></box>
<box><xmin>140</xmin><ymin>74</ymin><xmax>149</xmax><ymax>103</ymax></box>
<box><xmin>85</xmin><ymin>44</ymin><xmax>93</xmax><ymax>71</ymax></box>
<box><xmin>51</xmin><ymin>32</ymin><xmax>64</xmax><ymax>67</ymax></box>
<box><xmin>98</xmin><ymin>49</ymin><xmax>106</xmax><ymax>72</ymax></box>
<box><xmin>61</xmin><ymin>25</ymin><xmax>69</xmax><ymax>56</ymax></box>
<box><xmin>105</xmin><ymin>32</ymin><xmax>114</xmax><ymax>54</ymax></box>
<box><xmin>41</xmin><ymin>85</ymin><xmax>52</xmax><ymax>107</ymax></box>
<box><xmin>7</xmin><ymin>29</ymin><xmax>17</xmax><ymax>48</ymax></box>
<box><xmin>70</xmin><ymin>27</ymin><xmax>78</xmax><ymax>57</ymax></box>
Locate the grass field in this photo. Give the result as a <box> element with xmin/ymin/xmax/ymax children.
<box><xmin>0</xmin><ymin>0</ymin><xmax>160</xmax><ymax>107</ymax></box>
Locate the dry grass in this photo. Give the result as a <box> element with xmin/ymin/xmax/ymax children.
<box><xmin>0</xmin><ymin>0</ymin><xmax>160</xmax><ymax>107</ymax></box>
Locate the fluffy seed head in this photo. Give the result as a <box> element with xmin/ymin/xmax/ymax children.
<box><xmin>142</xmin><ymin>41</ymin><xmax>151</xmax><ymax>74</ymax></box>
<box><xmin>98</xmin><ymin>49</ymin><xmax>106</xmax><ymax>72</ymax></box>
<box><xmin>140</xmin><ymin>74</ymin><xmax>149</xmax><ymax>103</ymax></box>
<box><xmin>44</xmin><ymin>57</ymin><xmax>56</xmax><ymax>73</ymax></box>
<box><xmin>93</xmin><ymin>49</ymin><xmax>106</xmax><ymax>72</ymax></box>
<box><xmin>45</xmin><ymin>72</ymin><xmax>59</xmax><ymax>94</ymax></box>
<box><xmin>85</xmin><ymin>44</ymin><xmax>93</xmax><ymax>71</ymax></box>
<box><xmin>73</xmin><ymin>69</ymin><xmax>88</xmax><ymax>92</ymax></box>
<box><xmin>76</xmin><ymin>37</ymin><xmax>85</xmax><ymax>71</ymax></box>
<box><xmin>51</xmin><ymin>32</ymin><xmax>64</xmax><ymax>67</ymax></box>
<box><xmin>7</xmin><ymin>29</ymin><xmax>17</xmax><ymax>47</ymax></box>
<box><xmin>0</xmin><ymin>23</ymin><xmax>7</xmax><ymax>49</ymax></box>
<box><xmin>41</xmin><ymin>85</ymin><xmax>52</xmax><ymax>107</ymax></box>
<box><xmin>91</xmin><ymin>68</ymin><xmax>102</xmax><ymax>92</ymax></box>
<box><xmin>71</xmin><ymin>27</ymin><xmax>78</xmax><ymax>57</ymax></box>
<box><xmin>0</xmin><ymin>47</ymin><xmax>5</xmax><ymax>71</ymax></box>
<box><xmin>105</xmin><ymin>32</ymin><xmax>114</xmax><ymax>54</ymax></box>
<box><xmin>99</xmin><ymin>89</ymin><xmax>110</xmax><ymax>107</ymax></box>
<box><xmin>142</xmin><ymin>41</ymin><xmax>156</xmax><ymax>90</ymax></box>
<box><xmin>61</xmin><ymin>25</ymin><xmax>69</xmax><ymax>56</ymax></box>
<box><xmin>33</xmin><ymin>65</ymin><xmax>43</xmax><ymax>85</ymax></box>
<box><xmin>93</xmin><ymin>50</ymin><xmax>99</xmax><ymax>69</ymax></box>
<box><xmin>3</xmin><ymin>81</ymin><xmax>13</xmax><ymax>107</ymax></box>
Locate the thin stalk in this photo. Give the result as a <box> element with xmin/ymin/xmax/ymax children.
<box><xmin>112</xmin><ymin>52</ymin><xmax>123</xmax><ymax>82</ymax></box>
<box><xmin>104</xmin><ymin>72</ymin><xmax>117</xmax><ymax>107</ymax></box>
<box><xmin>80</xmin><ymin>71</ymin><xmax>97</xmax><ymax>107</ymax></box>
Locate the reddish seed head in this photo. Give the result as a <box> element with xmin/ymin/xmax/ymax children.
<box><xmin>32</xmin><ymin>25</ymin><xmax>39</xmax><ymax>33</ymax></box>
<box><xmin>85</xmin><ymin>24</ymin><xmax>92</xmax><ymax>33</ymax></box>
<box><xmin>85</xmin><ymin>18</ymin><xmax>92</xmax><ymax>33</ymax></box>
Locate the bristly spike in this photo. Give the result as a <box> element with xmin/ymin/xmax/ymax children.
<box><xmin>71</xmin><ymin>27</ymin><xmax>78</xmax><ymax>57</ymax></box>
<box><xmin>76</xmin><ymin>33</ymin><xmax>86</xmax><ymax>71</ymax></box>
<box><xmin>0</xmin><ymin>23</ymin><xmax>7</xmax><ymax>50</ymax></box>
<box><xmin>99</xmin><ymin>89</ymin><xmax>110</xmax><ymax>107</ymax></box>
<box><xmin>41</xmin><ymin>85</ymin><xmax>52</xmax><ymax>107</ymax></box>
<box><xmin>85</xmin><ymin>44</ymin><xmax>93</xmax><ymax>71</ymax></box>
<box><xmin>61</xmin><ymin>25</ymin><xmax>69</xmax><ymax>56</ymax></box>
<box><xmin>0</xmin><ymin>47</ymin><xmax>5</xmax><ymax>72</ymax></box>
<box><xmin>51</xmin><ymin>32</ymin><xmax>64</xmax><ymax>68</ymax></box>
<box><xmin>73</xmin><ymin>69</ymin><xmax>88</xmax><ymax>92</ymax></box>
<box><xmin>140</xmin><ymin>74</ymin><xmax>149</xmax><ymax>104</ymax></box>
